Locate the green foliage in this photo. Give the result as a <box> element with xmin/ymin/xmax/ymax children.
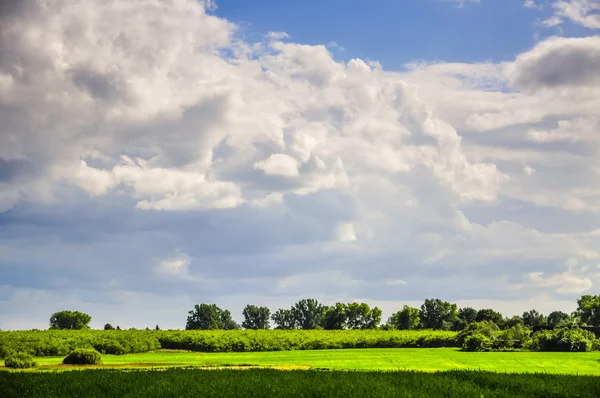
<box><xmin>345</xmin><ymin>302</ymin><xmax>382</xmax><ymax>329</ymax></box>
<box><xmin>547</xmin><ymin>311</ymin><xmax>570</xmax><ymax>328</ymax></box>
<box><xmin>0</xmin><ymin>330</ymin><xmax>160</xmax><ymax>357</ymax></box>
<box><xmin>504</xmin><ymin>315</ymin><xmax>524</xmax><ymax>329</ymax></box>
<box><xmin>2</xmin><ymin>368</ymin><xmax>600</xmax><ymax>398</ymax></box>
<box><xmin>49</xmin><ymin>310</ymin><xmax>91</xmax><ymax>330</ymax></box>
<box><xmin>475</xmin><ymin>309</ymin><xmax>504</xmax><ymax>327</ymax></box>
<box><xmin>292</xmin><ymin>299</ymin><xmax>326</xmax><ymax>330</ymax></box>
<box><xmin>457</xmin><ymin>321</ymin><xmax>500</xmax><ymax>350</ymax></box>
<box><xmin>323</xmin><ymin>303</ymin><xmax>348</xmax><ymax>330</ymax></box>
<box><xmin>575</xmin><ymin>295</ymin><xmax>600</xmax><ymax>327</ymax></box>
<box><xmin>62</xmin><ymin>348</ymin><xmax>102</xmax><ymax>365</ymax></box>
<box><xmin>186</xmin><ymin>304</ymin><xmax>239</xmax><ymax>330</ymax></box>
<box><xmin>531</xmin><ymin>327</ymin><xmax>596</xmax><ymax>352</ymax></box>
<box><xmin>458</xmin><ymin>307</ymin><xmax>477</xmax><ymax>324</ymax></box>
<box><xmin>4</xmin><ymin>352</ymin><xmax>36</xmax><ymax>369</ymax></box>
<box><xmin>157</xmin><ymin>329</ymin><xmax>458</xmax><ymax>352</ymax></box>
<box><xmin>0</xmin><ymin>330</ymin><xmax>459</xmax><ymax>357</ymax></box>
<box><xmin>242</xmin><ymin>305</ymin><xmax>271</xmax><ymax>330</ymax></box>
<box><xmin>522</xmin><ymin>309</ymin><xmax>547</xmax><ymax>328</ymax></box>
<box><xmin>420</xmin><ymin>298</ymin><xmax>458</xmax><ymax>330</ymax></box>
<box><xmin>388</xmin><ymin>306</ymin><xmax>420</xmax><ymax>330</ymax></box>
<box><xmin>463</xmin><ymin>333</ymin><xmax>493</xmax><ymax>352</ymax></box>
<box><xmin>271</xmin><ymin>308</ymin><xmax>296</xmax><ymax>329</ymax></box>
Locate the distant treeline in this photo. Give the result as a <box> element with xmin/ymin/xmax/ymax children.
<box><xmin>2</xmin><ymin>295</ymin><xmax>598</xmax><ymax>355</ymax></box>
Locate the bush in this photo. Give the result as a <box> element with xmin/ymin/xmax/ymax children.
<box><xmin>531</xmin><ymin>327</ymin><xmax>595</xmax><ymax>352</ymax></box>
<box><xmin>463</xmin><ymin>334</ymin><xmax>493</xmax><ymax>352</ymax></box>
<box><xmin>457</xmin><ymin>321</ymin><xmax>499</xmax><ymax>348</ymax></box>
<box><xmin>62</xmin><ymin>348</ymin><xmax>102</xmax><ymax>365</ymax></box>
<box><xmin>4</xmin><ymin>352</ymin><xmax>37</xmax><ymax>369</ymax></box>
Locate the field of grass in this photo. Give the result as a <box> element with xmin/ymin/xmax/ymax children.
<box><xmin>2</xmin><ymin>368</ymin><xmax>599</xmax><ymax>398</ymax></box>
<box><xmin>6</xmin><ymin>348</ymin><xmax>600</xmax><ymax>375</ymax></box>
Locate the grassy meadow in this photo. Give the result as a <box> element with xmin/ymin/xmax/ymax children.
<box><xmin>3</xmin><ymin>348</ymin><xmax>600</xmax><ymax>375</ymax></box>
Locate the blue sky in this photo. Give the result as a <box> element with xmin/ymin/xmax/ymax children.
<box><xmin>215</xmin><ymin>0</ymin><xmax>565</xmax><ymax>66</ymax></box>
<box><xmin>0</xmin><ymin>0</ymin><xmax>599</xmax><ymax>329</ymax></box>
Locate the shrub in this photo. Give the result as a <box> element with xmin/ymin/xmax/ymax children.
<box><xmin>62</xmin><ymin>348</ymin><xmax>102</xmax><ymax>365</ymax></box>
<box><xmin>531</xmin><ymin>327</ymin><xmax>595</xmax><ymax>352</ymax></box>
<box><xmin>4</xmin><ymin>352</ymin><xmax>36</xmax><ymax>369</ymax></box>
<box><xmin>457</xmin><ymin>321</ymin><xmax>499</xmax><ymax>348</ymax></box>
<box><xmin>463</xmin><ymin>334</ymin><xmax>493</xmax><ymax>352</ymax></box>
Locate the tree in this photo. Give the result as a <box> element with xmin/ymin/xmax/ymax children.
<box><xmin>322</xmin><ymin>303</ymin><xmax>348</xmax><ymax>330</ymax></box>
<box><xmin>292</xmin><ymin>299</ymin><xmax>327</xmax><ymax>329</ymax></box>
<box><xmin>346</xmin><ymin>302</ymin><xmax>381</xmax><ymax>329</ymax></box>
<box><xmin>116</xmin><ymin>326</ymin><xmax>121</xmax><ymax>330</ymax></box>
<box><xmin>475</xmin><ymin>309</ymin><xmax>504</xmax><ymax>327</ymax></box>
<box><xmin>389</xmin><ymin>306</ymin><xmax>420</xmax><ymax>330</ymax></box>
<box><xmin>155</xmin><ymin>325</ymin><xmax>160</xmax><ymax>331</ymax></box>
<box><xmin>522</xmin><ymin>309</ymin><xmax>547</xmax><ymax>328</ymax></box>
<box><xmin>186</xmin><ymin>304</ymin><xmax>238</xmax><ymax>330</ymax></box>
<box><xmin>547</xmin><ymin>311</ymin><xmax>570</xmax><ymax>328</ymax></box>
<box><xmin>271</xmin><ymin>308</ymin><xmax>296</xmax><ymax>329</ymax></box>
<box><xmin>458</xmin><ymin>307</ymin><xmax>478</xmax><ymax>324</ymax></box>
<box><xmin>242</xmin><ymin>305</ymin><xmax>271</xmax><ymax>330</ymax></box>
<box><xmin>49</xmin><ymin>310</ymin><xmax>91</xmax><ymax>330</ymax></box>
<box><xmin>575</xmin><ymin>295</ymin><xmax>600</xmax><ymax>327</ymax></box>
<box><xmin>104</xmin><ymin>323</ymin><xmax>114</xmax><ymax>330</ymax></box>
<box><xmin>504</xmin><ymin>315</ymin><xmax>524</xmax><ymax>329</ymax></box>
<box><xmin>419</xmin><ymin>298</ymin><xmax>458</xmax><ymax>330</ymax></box>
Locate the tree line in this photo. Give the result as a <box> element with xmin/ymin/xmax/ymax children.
<box><xmin>47</xmin><ymin>295</ymin><xmax>600</xmax><ymax>333</ymax></box>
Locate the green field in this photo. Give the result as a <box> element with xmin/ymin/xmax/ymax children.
<box><xmin>2</xmin><ymin>368</ymin><xmax>599</xmax><ymax>398</ymax></box>
<box><xmin>6</xmin><ymin>348</ymin><xmax>600</xmax><ymax>375</ymax></box>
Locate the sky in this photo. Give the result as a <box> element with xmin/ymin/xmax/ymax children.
<box><xmin>0</xmin><ymin>0</ymin><xmax>599</xmax><ymax>330</ymax></box>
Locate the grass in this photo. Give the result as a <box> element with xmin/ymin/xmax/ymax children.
<box><xmin>2</xmin><ymin>368</ymin><xmax>599</xmax><ymax>398</ymax></box>
<box><xmin>5</xmin><ymin>348</ymin><xmax>600</xmax><ymax>375</ymax></box>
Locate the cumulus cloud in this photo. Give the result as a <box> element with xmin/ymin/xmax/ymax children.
<box><xmin>0</xmin><ymin>0</ymin><xmax>599</xmax><ymax>328</ymax></box>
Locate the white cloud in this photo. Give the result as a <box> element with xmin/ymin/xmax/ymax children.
<box><xmin>254</xmin><ymin>154</ymin><xmax>300</xmax><ymax>177</ymax></box>
<box><xmin>1</xmin><ymin>0</ymin><xmax>600</xmax><ymax>328</ymax></box>
<box><xmin>548</xmin><ymin>0</ymin><xmax>600</xmax><ymax>29</ymax></box>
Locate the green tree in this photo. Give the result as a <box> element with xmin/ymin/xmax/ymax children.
<box><xmin>575</xmin><ymin>295</ymin><xmax>600</xmax><ymax>327</ymax></box>
<box><xmin>292</xmin><ymin>299</ymin><xmax>326</xmax><ymax>329</ymax></box>
<box><xmin>475</xmin><ymin>309</ymin><xmax>504</xmax><ymax>326</ymax></box>
<box><xmin>419</xmin><ymin>298</ymin><xmax>458</xmax><ymax>330</ymax></box>
<box><xmin>346</xmin><ymin>302</ymin><xmax>382</xmax><ymax>329</ymax></box>
<box><xmin>522</xmin><ymin>309</ymin><xmax>547</xmax><ymax>328</ymax></box>
<box><xmin>103</xmin><ymin>323</ymin><xmax>114</xmax><ymax>330</ymax></box>
<box><xmin>458</xmin><ymin>307</ymin><xmax>477</xmax><ymax>324</ymax></box>
<box><xmin>271</xmin><ymin>308</ymin><xmax>296</xmax><ymax>329</ymax></box>
<box><xmin>186</xmin><ymin>304</ymin><xmax>238</xmax><ymax>330</ymax></box>
<box><xmin>242</xmin><ymin>305</ymin><xmax>271</xmax><ymax>330</ymax></box>
<box><xmin>389</xmin><ymin>306</ymin><xmax>420</xmax><ymax>330</ymax></box>
<box><xmin>322</xmin><ymin>303</ymin><xmax>348</xmax><ymax>330</ymax></box>
<box><xmin>504</xmin><ymin>315</ymin><xmax>524</xmax><ymax>329</ymax></box>
<box><xmin>547</xmin><ymin>311</ymin><xmax>570</xmax><ymax>328</ymax></box>
<box><xmin>49</xmin><ymin>310</ymin><xmax>91</xmax><ymax>330</ymax></box>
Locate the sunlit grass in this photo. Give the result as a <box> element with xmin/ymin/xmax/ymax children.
<box><xmin>9</xmin><ymin>348</ymin><xmax>600</xmax><ymax>375</ymax></box>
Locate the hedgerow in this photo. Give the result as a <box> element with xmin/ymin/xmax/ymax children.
<box><xmin>0</xmin><ymin>329</ymin><xmax>458</xmax><ymax>357</ymax></box>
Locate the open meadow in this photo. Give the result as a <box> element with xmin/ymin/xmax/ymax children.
<box><xmin>3</xmin><ymin>348</ymin><xmax>600</xmax><ymax>375</ymax></box>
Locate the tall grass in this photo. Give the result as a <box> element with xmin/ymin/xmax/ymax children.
<box><xmin>2</xmin><ymin>368</ymin><xmax>598</xmax><ymax>398</ymax></box>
